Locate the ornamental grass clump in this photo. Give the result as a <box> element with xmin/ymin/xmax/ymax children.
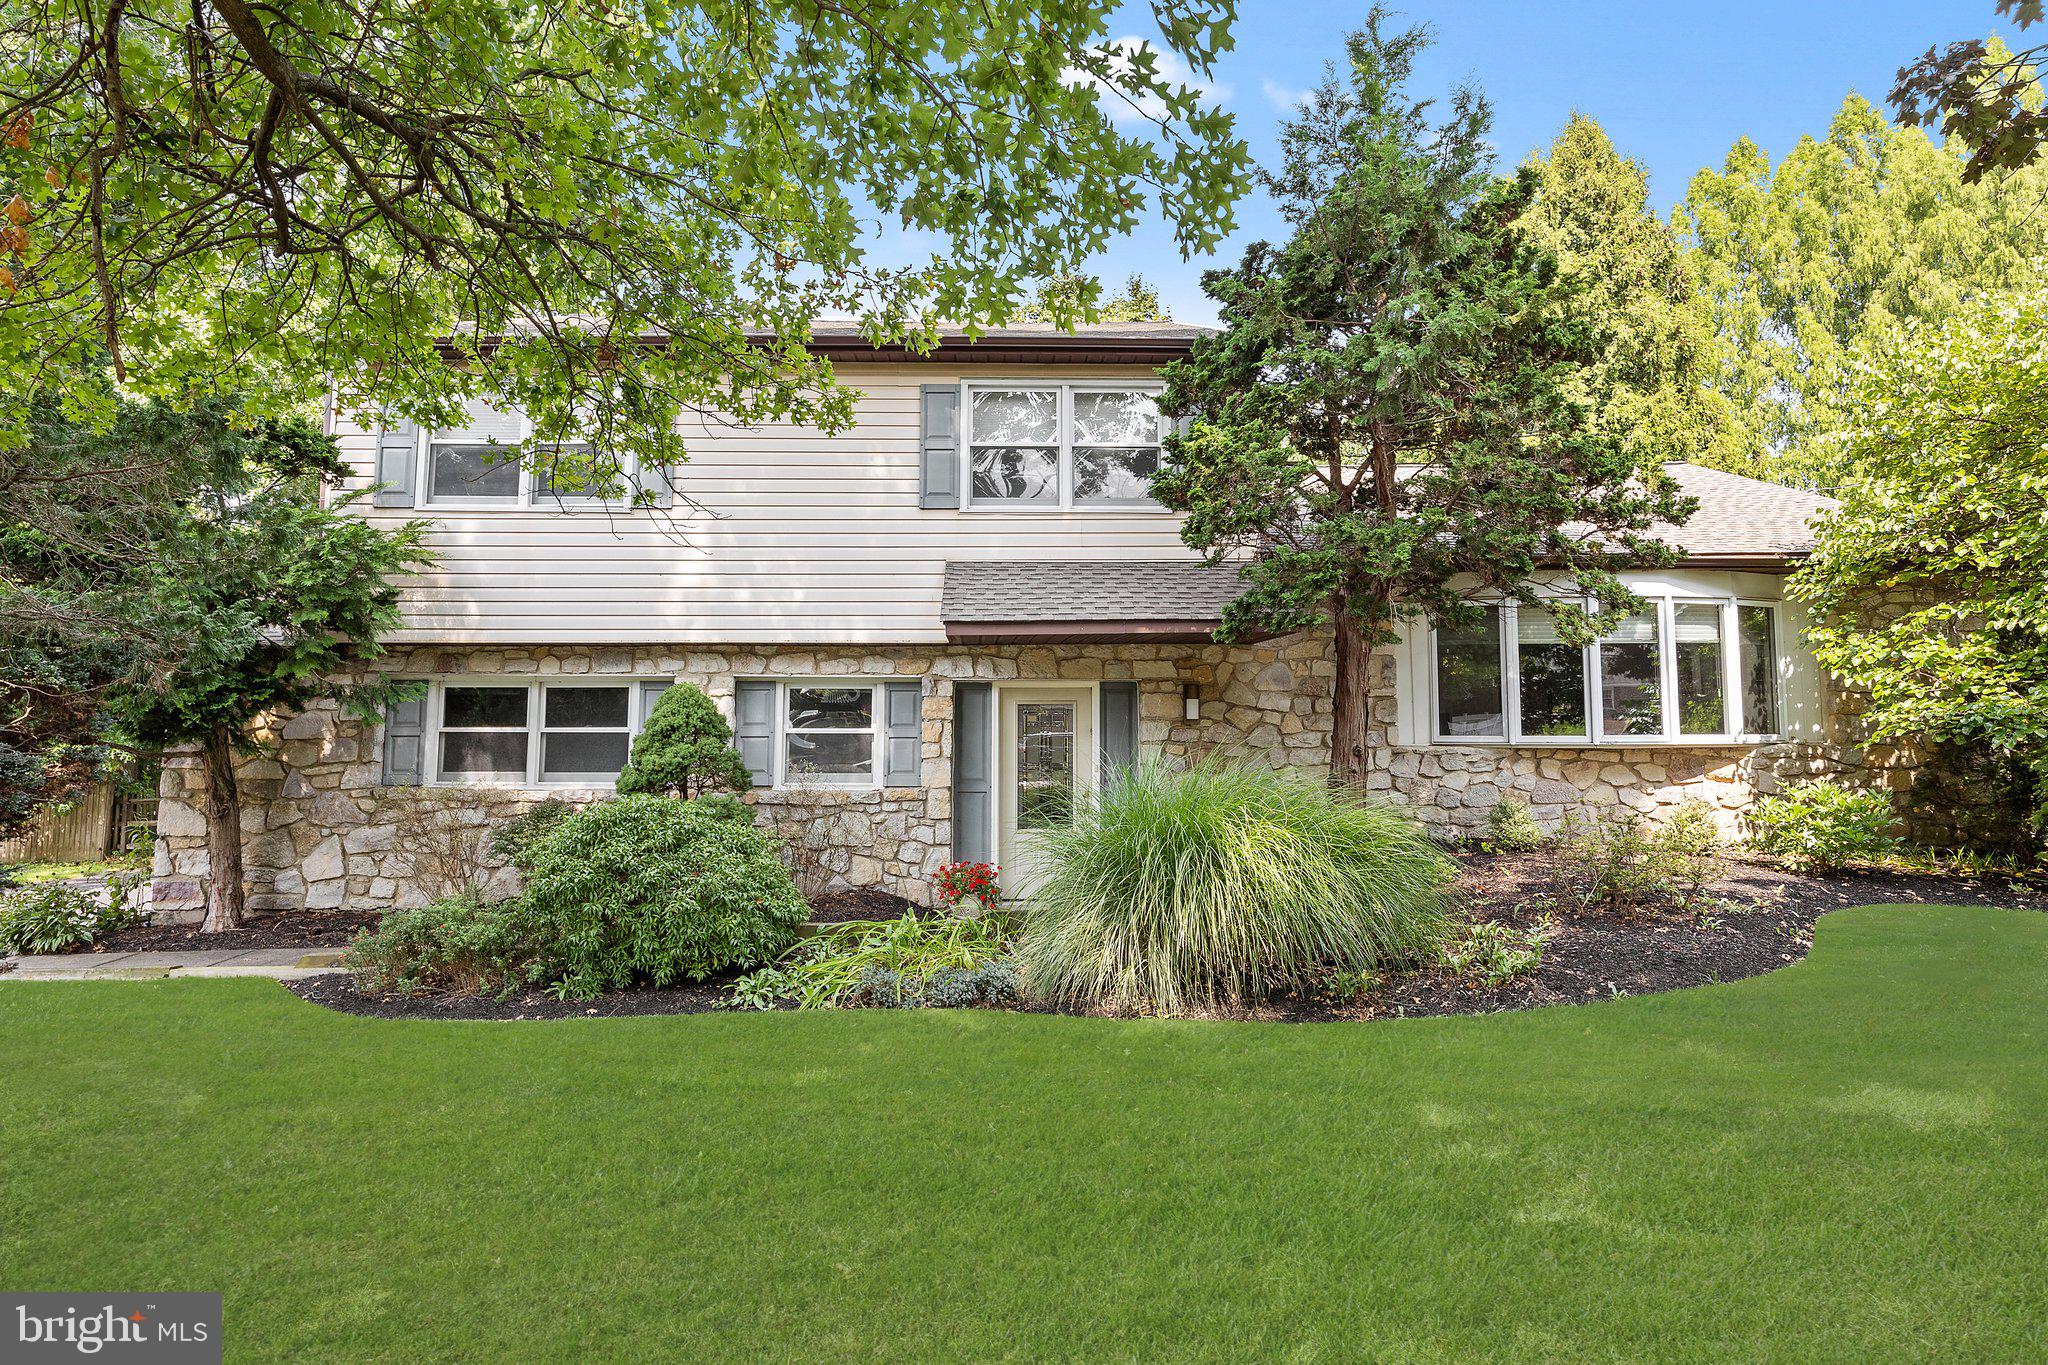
<box><xmin>1018</xmin><ymin>760</ymin><xmax>1455</xmax><ymax>1016</ymax></box>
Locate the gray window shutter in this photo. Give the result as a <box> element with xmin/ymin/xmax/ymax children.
<box><xmin>882</xmin><ymin>681</ymin><xmax>923</xmax><ymax>787</ymax></box>
<box><xmin>1100</xmin><ymin>681</ymin><xmax>1138</xmax><ymax>778</ymax></box>
<box><xmin>952</xmin><ymin>681</ymin><xmax>993</xmax><ymax>864</ymax></box>
<box><xmin>733</xmin><ymin>681</ymin><xmax>775</xmax><ymax>787</ymax></box>
<box><xmin>374</xmin><ymin>413</ymin><xmax>419</xmax><ymax>508</ymax></box>
<box><xmin>639</xmin><ymin>679</ymin><xmax>673</xmax><ymax>723</ymax></box>
<box><xmin>380</xmin><ymin>685</ymin><xmax>428</xmax><ymax>786</ymax></box>
<box><xmin>920</xmin><ymin>384</ymin><xmax>960</xmax><ymax>509</ymax></box>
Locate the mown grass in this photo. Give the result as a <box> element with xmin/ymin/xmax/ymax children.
<box><xmin>2</xmin><ymin>904</ymin><xmax>2045</xmax><ymax>1361</ymax></box>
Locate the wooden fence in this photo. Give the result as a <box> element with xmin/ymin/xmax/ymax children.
<box><xmin>0</xmin><ymin>783</ymin><xmax>155</xmax><ymax>864</ymax></box>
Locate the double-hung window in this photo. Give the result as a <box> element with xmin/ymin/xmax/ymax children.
<box><xmin>421</xmin><ymin>399</ymin><xmax>634</xmax><ymax>509</ymax></box>
<box><xmin>1430</xmin><ymin>597</ymin><xmax>1785</xmax><ymax>745</ymax></box>
<box><xmin>778</xmin><ymin>684</ymin><xmax>882</xmax><ymax>787</ymax></box>
<box><xmin>963</xmin><ymin>383</ymin><xmax>1166</xmax><ymax>509</ymax></box>
<box><xmin>433</xmin><ymin>680</ymin><xmax>649</xmax><ymax>785</ymax></box>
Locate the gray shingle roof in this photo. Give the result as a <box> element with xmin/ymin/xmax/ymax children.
<box><xmin>943</xmin><ymin>561</ymin><xmax>1246</xmax><ymax>624</ymax></box>
<box><xmin>942</xmin><ymin>467</ymin><xmax>1832</xmax><ymax>631</ymax></box>
<box><xmin>1655</xmin><ymin>464</ymin><xmax>1837</xmax><ymax>559</ymax></box>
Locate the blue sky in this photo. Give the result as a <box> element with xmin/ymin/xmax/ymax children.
<box><xmin>919</xmin><ymin>0</ymin><xmax>2015</xmax><ymax>325</ymax></box>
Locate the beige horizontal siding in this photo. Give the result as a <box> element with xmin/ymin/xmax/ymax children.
<box><xmin>337</xmin><ymin>363</ymin><xmax>1201</xmax><ymax>644</ymax></box>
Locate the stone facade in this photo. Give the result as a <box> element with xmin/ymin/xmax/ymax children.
<box><xmin>151</xmin><ymin>631</ymin><xmax>2012</xmax><ymax>921</ymax></box>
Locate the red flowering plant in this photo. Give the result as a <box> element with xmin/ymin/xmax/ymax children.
<box><xmin>934</xmin><ymin>861</ymin><xmax>1000</xmax><ymax>916</ymax></box>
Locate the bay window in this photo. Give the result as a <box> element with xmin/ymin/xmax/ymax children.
<box><xmin>964</xmin><ymin>382</ymin><xmax>1166</xmax><ymax>509</ymax></box>
<box><xmin>1431</xmin><ymin>597</ymin><xmax>1785</xmax><ymax>744</ymax></box>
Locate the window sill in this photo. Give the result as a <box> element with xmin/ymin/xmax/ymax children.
<box><xmin>1423</xmin><ymin>737</ymin><xmax>1784</xmax><ymax>751</ymax></box>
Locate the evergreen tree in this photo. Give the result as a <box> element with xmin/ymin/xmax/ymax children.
<box><xmin>1157</xmin><ymin>13</ymin><xmax>1691</xmax><ymax>789</ymax></box>
<box><xmin>615</xmin><ymin>684</ymin><xmax>753</xmax><ymax>799</ymax></box>
<box><xmin>1519</xmin><ymin>115</ymin><xmax>1739</xmax><ymax>469</ymax></box>
<box><xmin>1016</xmin><ymin>272</ymin><xmax>1173</xmax><ymax>324</ymax></box>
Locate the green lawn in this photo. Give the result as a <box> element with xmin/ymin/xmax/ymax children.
<box><xmin>3</xmin><ymin>905</ymin><xmax>2045</xmax><ymax>1361</ymax></box>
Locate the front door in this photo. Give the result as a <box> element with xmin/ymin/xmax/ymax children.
<box><xmin>997</xmin><ymin>687</ymin><xmax>1094</xmax><ymax>898</ymax></box>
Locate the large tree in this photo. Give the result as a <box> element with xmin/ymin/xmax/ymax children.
<box><xmin>1156</xmin><ymin>14</ymin><xmax>1691</xmax><ymax>789</ymax></box>
<box><xmin>2</xmin><ymin>392</ymin><xmax>431</xmax><ymax>927</ymax></box>
<box><xmin>1518</xmin><ymin>114</ymin><xmax>1739</xmax><ymax>471</ymax></box>
<box><xmin>1894</xmin><ymin>15</ymin><xmax>2047</xmax><ymax>182</ymax></box>
<box><xmin>1791</xmin><ymin>287</ymin><xmax>2048</xmax><ymax>852</ymax></box>
<box><xmin>0</xmin><ymin>1</ymin><xmax>1246</xmax><ymax>475</ymax></box>
<box><xmin>1017</xmin><ymin>271</ymin><xmax>1174</xmax><ymax>323</ymax></box>
<box><xmin>1676</xmin><ymin>92</ymin><xmax>2048</xmax><ymax>489</ymax></box>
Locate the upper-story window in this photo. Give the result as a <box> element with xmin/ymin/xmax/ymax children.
<box><xmin>420</xmin><ymin>398</ymin><xmax>634</xmax><ymax>509</ymax></box>
<box><xmin>963</xmin><ymin>382</ymin><xmax>1166</xmax><ymax>510</ymax></box>
<box><xmin>1431</xmin><ymin>595</ymin><xmax>1785</xmax><ymax>746</ymax></box>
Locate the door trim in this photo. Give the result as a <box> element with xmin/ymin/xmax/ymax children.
<box><xmin>990</xmin><ymin>681</ymin><xmax>1100</xmax><ymax>885</ymax></box>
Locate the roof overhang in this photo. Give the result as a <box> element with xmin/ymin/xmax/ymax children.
<box><xmin>431</xmin><ymin>329</ymin><xmax>1201</xmax><ymax>368</ymax></box>
<box><xmin>945</xmin><ymin>619</ymin><xmax>1257</xmax><ymax>645</ymax></box>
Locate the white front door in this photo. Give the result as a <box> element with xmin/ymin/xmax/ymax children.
<box><xmin>996</xmin><ymin>687</ymin><xmax>1095</xmax><ymax>899</ymax></box>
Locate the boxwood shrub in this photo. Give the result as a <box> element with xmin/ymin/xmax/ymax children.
<box><xmin>513</xmin><ymin>794</ymin><xmax>807</xmax><ymax>999</ymax></box>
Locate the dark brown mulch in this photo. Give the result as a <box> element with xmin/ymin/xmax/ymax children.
<box><xmin>1335</xmin><ymin>849</ymin><xmax>2048</xmax><ymax>1022</ymax></box>
<box><xmin>94</xmin><ymin>908</ymin><xmax>383</xmax><ymax>954</ymax></box>
<box><xmin>287</xmin><ymin>971</ymin><xmax>733</xmax><ymax>1021</ymax></box>
<box><xmin>805</xmin><ymin>887</ymin><xmax>919</xmax><ymax>923</ymax></box>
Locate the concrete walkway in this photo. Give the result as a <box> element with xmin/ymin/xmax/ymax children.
<box><xmin>1</xmin><ymin>947</ymin><xmax>347</xmax><ymax>981</ymax></box>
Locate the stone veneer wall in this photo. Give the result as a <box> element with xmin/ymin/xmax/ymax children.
<box><xmin>152</xmin><ymin>631</ymin><xmax>2010</xmax><ymax>920</ymax></box>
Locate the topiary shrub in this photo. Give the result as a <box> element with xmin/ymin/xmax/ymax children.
<box><xmin>615</xmin><ymin>683</ymin><xmax>753</xmax><ymax>798</ymax></box>
<box><xmin>514</xmin><ymin>794</ymin><xmax>806</xmax><ymax>998</ymax></box>
<box><xmin>1748</xmin><ymin>780</ymin><xmax>1899</xmax><ymax>871</ymax></box>
<box><xmin>1485</xmin><ymin>796</ymin><xmax>1546</xmax><ymax>852</ymax></box>
<box><xmin>1018</xmin><ymin>759</ymin><xmax>1454</xmax><ymax>1016</ymax></box>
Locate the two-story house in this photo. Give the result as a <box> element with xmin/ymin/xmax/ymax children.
<box><xmin>149</xmin><ymin>323</ymin><xmax>1926</xmax><ymax>916</ymax></box>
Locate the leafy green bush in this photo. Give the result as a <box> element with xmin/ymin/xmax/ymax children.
<box><xmin>1748</xmin><ymin>781</ymin><xmax>1899</xmax><ymax>871</ymax></box>
<box><xmin>515</xmin><ymin>794</ymin><xmax>806</xmax><ymax>998</ymax></box>
<box><xmin>1442</xmin><ymin>920</ymin><xmax>1544</xmax><ymax>987</ymax></box>
<box><xmin>1017</xmin><ymin>759</ymin><xmax>1454</xmax><ymax>1016</ymax></box>
<box><xmin>684</xmin><ymin>793</ymin><xmax>754</xmax><ymax>826</ymax></box>
<box><xmin>615</xmin><ymin>683</ymin><xmax>753</xmax><ymax>797</ymax></box>
<box><xmin>344</xmin><ymin>894</ymin><xmax>535</xmax><ymax>997</ymax></box>
<box><xmin>488</xmin><ymin>798</ymin><xmax>573</xmax><ymax>863</ymax></box>
<box><xmin>0</xmin><ymin>877</ymin><xmax>144</xmax><ymax>955</ymax></box>
<box><xmin>1486</xmin><ymin>796</ymin><xmax>1547</xmax><ymax>852</ymax></box>
<box><xmin>728</xmin><ymin>912</ymin><xmax>1013</xmax><ymax>1009</ymax></box>
<box><xmin>1553</xmin><ymin>805</ymin><xmax>1724</xmax><ymax>917</ymax></box>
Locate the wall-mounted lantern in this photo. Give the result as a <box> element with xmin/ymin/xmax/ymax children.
<box><xmin>1182</xmin><ymin>682</ymin><xmax>1202</xmax><ymax>722</ymax></box>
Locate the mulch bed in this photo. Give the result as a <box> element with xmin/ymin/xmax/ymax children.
<box><xmin>94</xmin><ymin>909</ymin><xmax>384</xmax><ymax>953</ymax></box>
<box><xmin>804</xmin><ymin>888</ymin><xmax>919</xmax><ymax>924</ymax></box>
<box><xmin>1302</xmin><ymin>849</ymin><xmax>2048</xmax><ymax>1022</ymax></box>
<box><xmin>275</xmin><ymin>849</ymin><xmax>2046</xmax><ymax>1024</ymax></box>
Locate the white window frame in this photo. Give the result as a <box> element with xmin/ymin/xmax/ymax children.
<box><xmin>763</xmin><ymin>679</ymin><xmax>887</xmax><ymax>791</ymax></box>
<box><xmin>959</xmin><ymin>380</ymin><xmax>1171</xmax><ymax>512</ymax></box>
<box><xmin>416</xmin><ymin>408</ymin><xmax>639</xmax><ymax>512</ymax></box>
<box><xmin>427</xmin><ymin>678</ymin><xmax>658</xmax><ymax>788</ymax></box>
<box><xmin>1429</xmin><ymin>594</ymin><xmax>1786</xmax><ymax>748</ymax></box>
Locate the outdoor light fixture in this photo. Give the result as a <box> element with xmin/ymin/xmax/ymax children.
<box><xmin>1182</xmin><ymin>682</ymin><xmax>1202</xmax><ymax>722</ymax></box>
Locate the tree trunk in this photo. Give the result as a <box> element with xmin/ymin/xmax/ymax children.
<box><xmin>199</xmin><ymin>725</ymin><xmax>248</xmax><ymax>932</ymax></box>
<box><xmin>1331</xmin><ymin>602</ymin><xmax>1372</xmax><ymax>791</ymax></box>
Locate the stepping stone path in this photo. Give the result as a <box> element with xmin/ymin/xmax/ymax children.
<box><xmin>1</xmin><ymin>947</ymin><xmax>347</xmax><ymax>981</ymax></box>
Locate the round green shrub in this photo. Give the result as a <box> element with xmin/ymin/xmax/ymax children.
<box><xmin>513</xmin><ymin>794</ymin><xmax>807</xmax><ymax>998</ymax></box>
<box><xmin>615</xmin><ymin>683</ymin><xmax>753</xmax><ymax>798</ymax></box>
<box><xmin>1018</xmin><ymin>760</ymin><xmax>1455</xmax><ymax>1015</ymax></box>
<box><xmin>1485</xmin><ymin>796</ymin><xmax>1546</xmax><ymax>852</ymax></box>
